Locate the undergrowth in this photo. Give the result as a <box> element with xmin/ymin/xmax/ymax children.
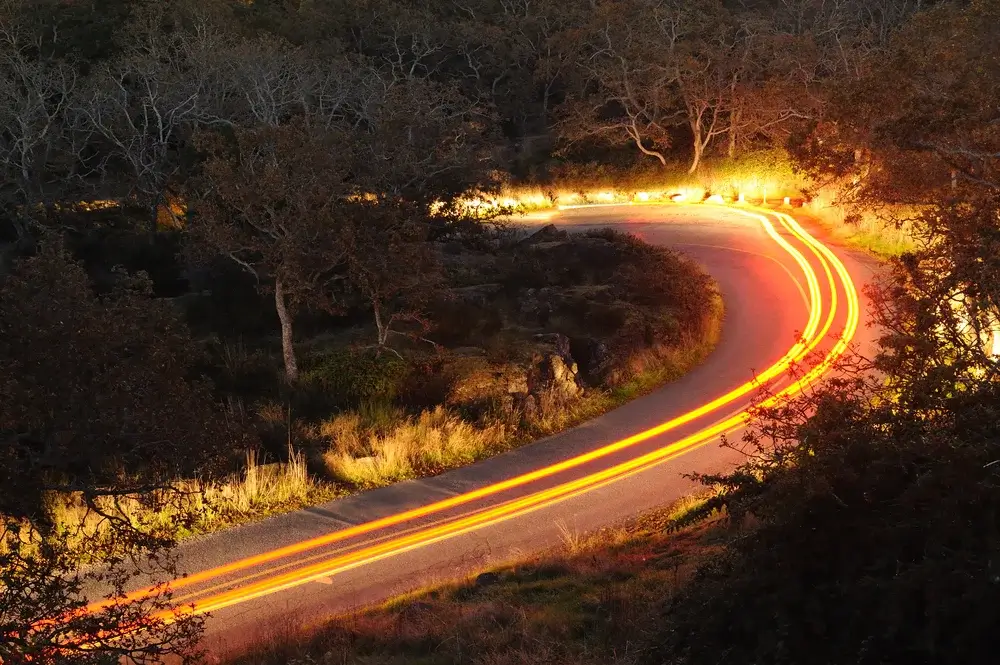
<box><xmin>226</xmin><ymin>499</ymin><xmax>728</xmax><ymax>665</ymax></box>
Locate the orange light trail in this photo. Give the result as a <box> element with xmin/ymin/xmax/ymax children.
<box><xmin>79</xmin><ymin>204</ymin><xmax>861</xmax><ymax>634</ymax></box>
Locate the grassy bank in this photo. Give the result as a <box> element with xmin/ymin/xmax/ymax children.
<box><xmin>799</xmin><ymin>199</ymin><xmax>918</xmax><ymax>257</ymax></box>
<box><xmin>228</xmin><ymin>498</ymin><xmax>727</xmax><ymax>665</ymax></box>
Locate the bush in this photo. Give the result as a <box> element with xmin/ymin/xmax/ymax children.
<box><xmin>655</xmin><ymin>381</ymin><xmax>1000</xmax><ymax>664</ymax></box>
<box><xmin>302</xmin><ymin>350</ymin><xmax>410</xmax><ymax>407</ymax></box>
<box><xmin>209</xmin><ymin>339</ymin><xmax>280</xmax><ymax>399</ymax></box>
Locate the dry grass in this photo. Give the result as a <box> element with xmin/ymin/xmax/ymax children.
<box><xmin>45</xmin><ymin>447</ymin><xmax>337</xmax><ymax>548</ymax></box>
<box><xmin>322</xmin><ymin>406</ymin><xmax>508</xmax><ymax>489</ymax></box>
<box><xmin>803</xmin><ymin>199</ymin><xmax>919</xmax><ymax>257</ymax></box>
<box><xmin>228</xmin><ymin>501</ymin><xmax>730</xmax><ymax>665</ymax></box>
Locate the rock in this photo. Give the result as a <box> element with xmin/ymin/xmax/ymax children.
<box><xmin>569</xmin><ymin>336</ymin><xmax>611</xmax><ymax>378</ymax></box>
<box><xmin>519</xmin><ymin>393</ymin><xmax>538</xmax><ymax>421</ymax></box>
<box><xmin>446</xmin><ymin>356</ymin><xmax>529</xmax><ymax>407</ymax></box>
<box><xmin>533</xmin><ymin>332</ymin><xmax>572</xmax><ymax>359</ymax></box>
<box><xmin>526</xmin><ymin>333</ymin><xmax>584</xmax><ymax>414</ymax></box>
<box><xmin>542</xmin><ymin>354</ymin><xmax>582</xmax><ymax>400</ymax></box>
<box><xmin>521</xmin><ymin>223</ymin><xmax>568</xmax><ymax>245</ymax></box>
<box><xmin>507</xmin><ymin>373</ymin><xmax>529</xmax><ymax>394</ymax></box>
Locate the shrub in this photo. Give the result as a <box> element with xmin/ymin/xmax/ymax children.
<box><xmin>302</xmin><ymin>350</ymin><xmax>410</xmax><ymax>406</ymax></box>
<box><xmin>211</xmin><ymin>339</ymin><xmax>280</xmax><ymax>399</ymax></box>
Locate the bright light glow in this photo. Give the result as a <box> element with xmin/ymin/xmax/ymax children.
<box><xmin>636</xmin><ymin>192</ymin><xmax>650</xmax><ymax>202</ymax></box>
<box><xmin>738</xmin><ymin>192</ymin><xmax>746</xmax><ymax>203</ymax></box>
<box><xmin>706</xmin><ymin>194</ymin><xmax>725</xmax><ymax>204</ymax></box>
<box><xmin>66</xmin><ymin>200</ymin><xmax>861</xmax><ymax>646</ymax></box>
<box><xmin>784</xmin><ymin>196</ymin><xmax>791</xmax><ymax>206</ymax></box>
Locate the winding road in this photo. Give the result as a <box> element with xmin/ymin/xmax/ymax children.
<box><xmin>91</xmin><ymin>203</ymin><xmax>878</xmax><ymax>657</ymax></box>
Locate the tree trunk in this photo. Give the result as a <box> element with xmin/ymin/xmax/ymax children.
<box><xmin>148</xmin><ymin>201</ymin><xmax>159</xmax><ymax>242</ymax></box>
<box><xmin>689</xmin><ymin>138</ymin><xmax>703</xmax><ymax>174</ymax></box>
<box><xmin>728</xmin><ymin>110</ymin><xmax>740</xmax><ymax>159</ymax></box>
<box><xmin>373</xmin><ymin>297</ymin><xmax>388</xmax><ymax>347</ymax></box>
<box><xmin>274</xmin><ymin>276</ymin><xmax>298</xmax><ymax>383</ymax></box>
<box><xmin>689</xmin><ymin>115</ymin><xmax>703</xmax><ymax>174</ymax></box>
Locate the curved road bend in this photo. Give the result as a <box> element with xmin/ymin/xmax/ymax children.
<box><xmin>95</xmin><ymin>204</ymin><xmax>879</xmax><ymax>656</ymax></box>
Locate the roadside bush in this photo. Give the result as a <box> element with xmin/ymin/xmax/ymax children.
<box><xmin>302</xmin><ymin>350</ymin><xmax>410</xmax><ymax>407</ymax></box>
<box><xmin>653</xmin><ymin>382</ymin><xmax>1000</xmax><ymax>665</ymax></box>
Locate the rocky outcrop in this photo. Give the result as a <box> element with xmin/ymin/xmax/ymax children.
<box><xmin>514</xmin><ymin>333</ymin><xmax>584</xmax><ymax>421</ymax></box>
<box><xmin>447</xmin><ymin>333</ymin><xmax>585</xmax><ymax>424</ymax></box>
<box><xmin>569</xmin><ymin>336</ymin><xmax>612</xmax><ymax>379</ymax></box>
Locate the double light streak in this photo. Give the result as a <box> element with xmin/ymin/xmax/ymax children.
<box><xmin>83</xmin><ymin>204</ymin><xmax>861</xmax><ymax>632</ymax></box>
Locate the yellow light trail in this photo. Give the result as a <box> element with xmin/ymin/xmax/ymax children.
<box><xmin>75</xmin><ymin>203</ymin><xmax>860</xmax><ymax>636</ymax></box>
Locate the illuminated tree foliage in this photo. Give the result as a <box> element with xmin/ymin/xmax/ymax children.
<box><xmin>792</xmin><ymin>0</ymin><xmax>1000</xmax><ymax>204</ymax></box>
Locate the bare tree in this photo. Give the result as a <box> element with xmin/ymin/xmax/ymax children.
<box><xmin>0</xmin><ymin>0</ymin><xmax>87</xmax><ymax>241</ymax></box>
<box><xmin>352</xmin><ymin>76</ymin><xmax>500</xmax><ymax>209</ymax></box>
<box><xmin>83</xmin><ymin>56</ymin><xmax>200</xmax><ymax>236</ymax></box>
<box><xmin>564</xmin><ymin>0</ymin><xmax>681</xmax><ymax>166</ymax></box>
<box><xmin>77</xmin><ymin>1</ymin><xmax>249</xmax><ymax>236</ymax></box>
<box><xmin>342</xmin><ymin>199</ymin><xmax>440</xmax><ymax>352</ymax></box>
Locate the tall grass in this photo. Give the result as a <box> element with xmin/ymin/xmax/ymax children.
<box><xmin>322</xmin><ymin>406</ymin><xmax>508</xmax><ymax>489</ymax></box>
<box><xmin>44</xmin><ymin>446</ymin><xmax>332</xmax><ymax>548</ymax></box>
<box><xmin>803</xmin><ymin>199</ymin><xmax>919</xmax><ymax>257</ymax></box>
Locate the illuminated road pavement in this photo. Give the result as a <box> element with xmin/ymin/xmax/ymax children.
<box><xmin>104</xmin><ymin>204</ymin><xmax>878</xmax><ymax>656</ymax></box>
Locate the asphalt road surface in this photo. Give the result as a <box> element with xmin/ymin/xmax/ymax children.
<box><xmin>99</xmin><ymin>203</ymin><xmax>879</xmax><ymax>658</ymax></box>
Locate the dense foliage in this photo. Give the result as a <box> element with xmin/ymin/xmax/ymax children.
<box><xmin>656</xmin><ymin>3</ymin><xmax>1000</xmax><ymax>663</ymax></box>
